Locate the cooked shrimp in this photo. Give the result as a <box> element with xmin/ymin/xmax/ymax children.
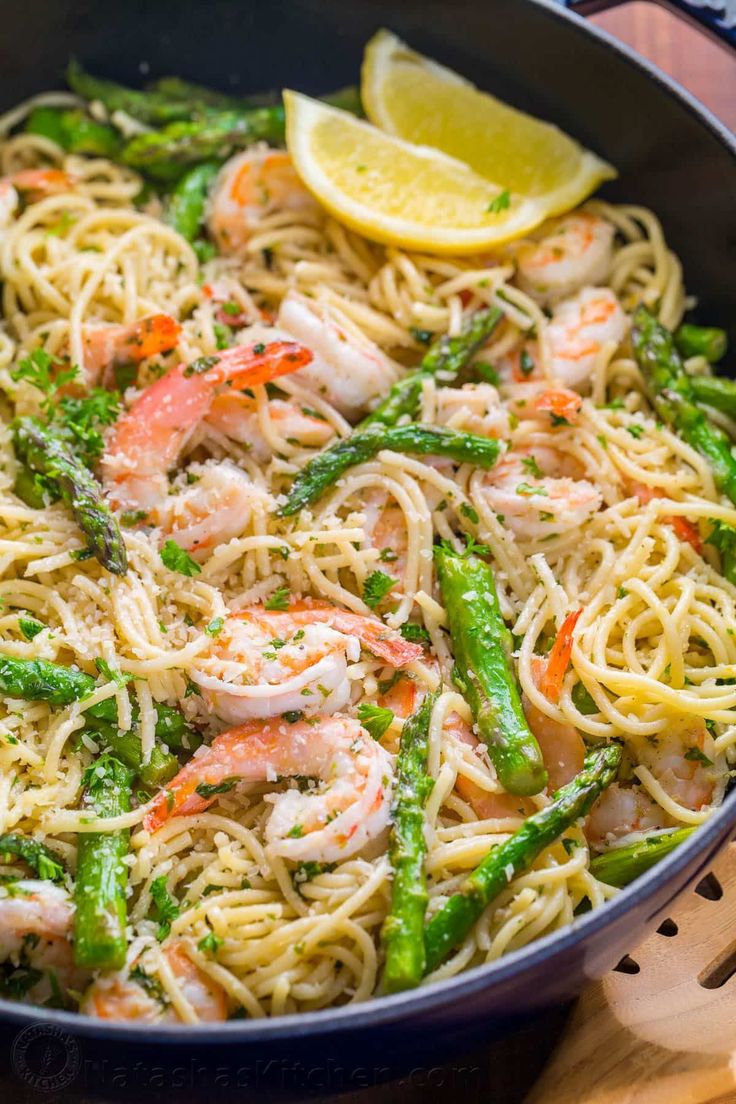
<box><xmin>479</xmin><ymin>446</ymin><xmax>602</xmax><ymax>540</ymax></box>
<box><xmin>207</xmin><ymin>147</ymin><xmax>317</xmax><ymax>254</ymax></box>
<box><xmin>0</xmin><ymin>880</ymin><xmax>86</xmax><ymax>1004</ymax></box>
<box><xmin>545</xmin><ymin>287</ymin><xmax>628</xmax><ymax>389</ymax></box>
<box><xmin>81</xmin><ymin>314</ymin><xmax>181</xmax><ymax>387</ymax></box>
<box><xmin>6</xmin><ymin>168</ymin><xmax>76</xmax><ymax>203</ymax></box>
<box><xmin>144</xmin><ymin>715</ymin><xmax>394</xmax><ymax>862</ymax></box>
<box><xmin>639</xmin><ymin>717</ymin><xmax>716</xmax><ymax>811</ymax></box>
<box><xmin>205</xmin><ymin>391</ymin><xmax>334</xmax><ymax>461</ymax></box>
<box><xmin>361</xmin><ymin>491</ymin><xmax>410</xmax><ymax>582</ymax></box>
<box><xmin>82</xmin><ymin>941</ymin><xmax>227</xmax><ymax>1023</ymax></box>
<box><xmin>103</xmin><ymin>341</ymin><xmax>311</xmax><ymax>512</ymax></box>
<box><xmin>435</xmin><ymin>383</ymin><xmax>513</xmax><ymax>439</ymax></box>
<box><xmin>447</xmin><ymin>713</ymin><xmax>535</xmax><ymax>819</ymax></box>
<box><xmin>152</xmin><ymin>459</ymin><xmax>271</xmax><ymax>560</ymax></box>
<box><xmin>278</xmin><ymin>292</ymin><xmax>400</xmax><ymax>417</ymax></box>
<box><xmin>516</xmin><ymin>212</ymin><xmax>615</xmax><ymax>306</ymax></box>
<box><xmin>524</xmin><ymin>655</ymin><xmax>585</xmax><ymax>792</ymax></box>
<box><xmin>192</xmin><ymin>599</ymin><xmax>422</xmax><ymax>723</ymax></box>
<box><xmin>587</xmin><ymin>783</ymin><xmax>669</xmax><ymax>848</ymax></box>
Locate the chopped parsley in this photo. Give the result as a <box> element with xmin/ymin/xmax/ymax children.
<box><xmin>264</xmin><ymin>585</ymin><xmax>290</xmax><ymax>612</ymax></box>
<box><xmin>205</xmin><ymin>616</ymin><xmax>224</xmax><ymax>637</ymax></box>
<box><xmin>160</xmin><ymin>539</ymin><xmax>202</xmax><ymax>577</ymax></box>
<box><xmin>684</xmin><ymin>747</ymin><xmax>713</xmax><ymax>766</ymax></box>
<box><xmin>473</xmin><ymin>361</ymin><xmax>500</xmax><ymax>385</ymax></box>
<box><xmin>487</xmin><ymin>189</ymin><xmax>511</xmax><ymax>214</ymax></box>
<box><xmin>149</xmin><ymin>875</ymin><xmax>180</xmax><ymax>941</ymax></box>
<box><xmin>521</xmin><ymin>455</ymin><xmax>543</xmax><ymax>479</ymax></box>
<box><xmin>519</xmin><ymin>350</ymin><xmax>535</xmax><ymax>377</ymax></box>
<box><xmin>626</xmin><ymin>423</ymin><xmax>645</xmax><ymax>439</ymax></box>
<box><xmin>356</xmin><ymin>702</ymin><xmax>394</xmax><ymax>741</ymax></box>
<box><xmin>286</xmin><ymin>823</ymin><xmax>304</xmax><ymax>839</ymax></box>
<box><xmin>460</xmin><ymin>502</ymin><xmax>480</xmax><ymax>524</ymax></box>
<box><xmin>94</xmin><ymin>657</ymin><xmax>132</xmax><ymax>687</ymax></box>
<box><xmin>516</xmin><ymin>482</ymin><xmax>548</xmax><ymax>497</ymax></box>
<box><xmin>399</xmin><ymin>622</ymin><xmax>430</xmax><ymax>644</ymax></box>
<box><xmin>363</xmin><ymin>570</ymin><xmax>395</xmax><ymax>609</ymax></box>
<box><xmin>197</xmin><ymin>929</ymin><xmax>223</xmax><ymax>955</ymax></box>
<box><xmin>18</xmin><ymin>616</ymin><xmax>44</xmax><ymax>640</ymax></box>
<box><xmin>195</xmin><ymin>778</ymin><xmax>238</xmax><ymax>799</ymax></box>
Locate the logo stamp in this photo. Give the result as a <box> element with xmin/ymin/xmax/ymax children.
<box><xmin>11</xmin><ymin>1022</ymin><xmax>81</xmax><ymax>1094</ymax></box>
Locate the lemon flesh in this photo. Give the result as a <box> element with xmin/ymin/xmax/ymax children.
<box><xmin>362</xmin><ymin>29</ymin><xmax>616</xmax><ymax>215</ymax></box>
<box><xmin>284</xmin><ymin>90</ymin><xmax>547</xmax><ymax>254</ymax></box>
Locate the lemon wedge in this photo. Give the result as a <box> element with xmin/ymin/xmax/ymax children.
<box><xmin>284</xmin><ymin>90</ymin><xmax>555</xmax><ymax>254</ymax></box>
<box><xmin>362</xmin><ymin>29</ymin><xmax>616</xmax><ymax>218</ymax></box>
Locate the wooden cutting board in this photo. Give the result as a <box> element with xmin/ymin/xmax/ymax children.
<box><xmin>524</xmin><ymin>842</ymin><xmax>736</xmax><ymax>1104</ymax></box>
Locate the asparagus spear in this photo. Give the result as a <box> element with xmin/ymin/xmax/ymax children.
<box><xmin>706</xmin><ymin>519</ymin><xmax>736</xmax><ymax>585</ymax></box>
<box><xmin>74</xmin><ymin>754</ymin><xmax>132</xmax><ymax>969</ymax></box>
<box><xmin>0</xmin><ymin>654</ymin><xmax>199</xmax><ymax>780</ymax></box>
<box><xmin>121</xmin><ymin>109</ymin><xmax>286</xmax><ymax>183</ymax></box>
<box><xmin>279</xmin><ymin>424</ymin><xmax>502</xmax><ymax>517</ymax></box>
<box><xmin>147</xmin><ymin>77</ymin><xmax>362</xmax><ymax>116</ymax></box>
<box><xmin>632</xmin><ymin>306</ymin><xmax>736</xmax><ymax>506</ymax></box>
<box><xmin>590</xmin><ymin>827</ymin><xmax>693</xmax><ymax>888</ymax></box>
<box><xmin>67</xmin><ymin>59</ymin><xmax>205</xmax><ymax>125</ymax></box>
<box><xmin>688</xmin><ymin>375</ymin><xmax>736</xmax><ymax>419</ymax></box>
<box><xmin>382</xmin><ymin>689</ymin><xmax>439</xmax><ymax>992</ymax></box>
<box><xmin>424</xmin><ymin>744</ymin><xmax>621</xmax><ymax>972</ymax></box>
<box><xmin>165</xmin><ymin>160</ymin><xmax>220</xmax><ymax>248</ymax></box>
<box><xmin>26</xmin><ymin>106</ymin><xmax>121</xmax><ymax>157</ymax></box>
<box><xmin>362</xmin><ymin>306</ymin><xmax>503</xmax><ymax>430</ymax></box>
<box><xmin>434</xmin><ymin>545</ymin><xmax>547</xmax><ymax>796</ymax></box>
<box><xmin>675</xmin><ymin>323</ymin><xmax>728</xmax><ymax>364</ymax></box>
<box><xmin>12</xmin><ymin>416</ymin><xmax>127</xmax><ymax>575</ymax></box>
<box><xmin>0</xmin><ymin>833</ymin><xmax>66</xmax><ymax>882</ymax></box>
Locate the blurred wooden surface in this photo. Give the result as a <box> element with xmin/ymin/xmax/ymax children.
<box><xmin>592</xmin><ymin>1</ymin><xmax>736</xmax><ymax>130</ymax></box>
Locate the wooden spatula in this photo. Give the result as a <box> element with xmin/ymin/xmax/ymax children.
<box><xmin>525</xmin><ymin>842</ymin><xmax>736</xmax><ymax>1104</ymax></box>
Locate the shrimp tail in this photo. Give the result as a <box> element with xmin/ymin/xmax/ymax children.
<box><xmin>199</xmin><ymin>340</ymin><xmax>312</xmax><ymax>388</ymax></box>
<box><xmin>539</xmin><ymin>608</ymin><xmax>583</xmax><ymax>703</ymax></box>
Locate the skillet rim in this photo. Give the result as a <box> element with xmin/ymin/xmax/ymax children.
<box><xmin>1</xmin><ymin>0</ymin><xmax>735</xmax><ymax>1042</ymax></box>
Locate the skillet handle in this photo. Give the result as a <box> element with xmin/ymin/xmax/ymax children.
<box><xmin>559</xmin><ymin>0</ymin><xmax>736</xmax><ymax>51</ymax></box>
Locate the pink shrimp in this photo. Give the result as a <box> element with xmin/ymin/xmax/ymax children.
<box><xmin>102</xmin><ymin>340</ymin><xmax>311</xmax><ymax>514</ymax></box>
<box><xmin>205</xmin><ymin>390</ymin><xmax>334</xmax><ymax>460</ymax></box>
<box><xmin>192</xmin><ymin>599</ymin><xmax>422</xmax><ymax>724</ymax></box>
<box><xmin>81</xmin><ymin>314</ymin><xmax>181</xmax><ymax>386</ymax></box>
<box><xmin>516</xmin><ymin>213</ymin><xmax>615</xmax><ymax>306</ymax></box>
<box><xmin>143</xmin><ymin>715</ymin><xmax>394</xmax><ymax>862</ymax></box>
<box><xmin>82</xmin><ymin>941</ymin><xmax>227</xmax><ymax>1023</ymax></box>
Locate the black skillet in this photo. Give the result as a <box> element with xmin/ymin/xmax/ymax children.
<box><xmin>0</xmin><ymin>1</ymin><xmax>734</xmax><ymax>1099</ymax></box>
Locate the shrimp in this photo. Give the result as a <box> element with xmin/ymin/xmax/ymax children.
<box><xmin>0</xmin><ymin>880</ymin><xmax>86</xmax><ymax>1005</ymax></box>
<box><xmin>152</xmin><ymin>459</ymin><xmax>272</xmax><ymax>560</ymax></box>
<box><xmin>479</xmin><ymin>446</ymin><xmax>602</xmax><ymax>540</ymax></box>
<box><xmin>205</xmin><ymin>391</ymin><xmax>334</xmax><ymax>461</ymax></box>
<box><xmin>524</xmin><ymin>655</ymin><xmax>586</xmax><ymax>792</ymax></box>
<box><xmin>0</xmin><ymin>169</ymin><xmax>75</xmax><ymax>234</ymax></box>
<box><xmin>82</xmin><ymin>941</ymin><xmax>227</xmax><ymax>1023</ymax></box>
<box><xmin>587</xmin><ymin>784</ymin><xmax>669</xmax><ymax>848</ymax></box>
<box><xmin>192</xmin><ymin>599</ymin><xmax>422</xmax><ymax>723</ymax></box>
<box><xmin>101</xmin><ymin>340</ymin><xmax>311</xmax><ymax>552</ymax></box>
<box><xmin>278</xmin><ymin>292</ymin><xmax>400</xmax><ymax>417</ymax></box>
<box><xmin>638</xmin><ymin>718</ymin><xmax>716</xmax><ymax>812</ymax></box>
<box><xmin>143</xmin><ymin>715</ymin><xmax>394</xmax><ymax>863</ymax></box>
<box><xmin>207</xmin><ymin>147</ymin><xmax>317</xmax><ymax>254</ymax></box>
<box><xmin>587</xmin><ymin>720</ymin><xmax>716</xmax><ymax>847</ymax></box>
<box><xmin>447</xmin><ymin>714</ymin><xmax>535</xmax><ymax>819</ymax></box>
<box><xmin>435</xmin><ymin>383</ymin><xmax>513</xmax><ymax>439</ymax></box>
<box><xmin>81</xmin><ymin>314</ymin><xmax>181</xmax><ymax>387</ymax></box>
<box><xmin>361</xmin><ymin>491</ymin><xmax>410</xmax><ymax>582</ymax></box>
<box><xmin>515</xmin><ymin>212</ymin><xmax>615</xmax><ymax>306</ymax></box>
<box><xmin>545</xmin><ymin>287</ymin><xmax>628</xmax><ymax>389</ymax></box>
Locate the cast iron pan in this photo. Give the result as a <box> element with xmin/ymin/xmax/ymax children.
<box><xmin>0</xmin><ymin>1</ymin><xmax>734</xmax><ymax>1099</ymax></box>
